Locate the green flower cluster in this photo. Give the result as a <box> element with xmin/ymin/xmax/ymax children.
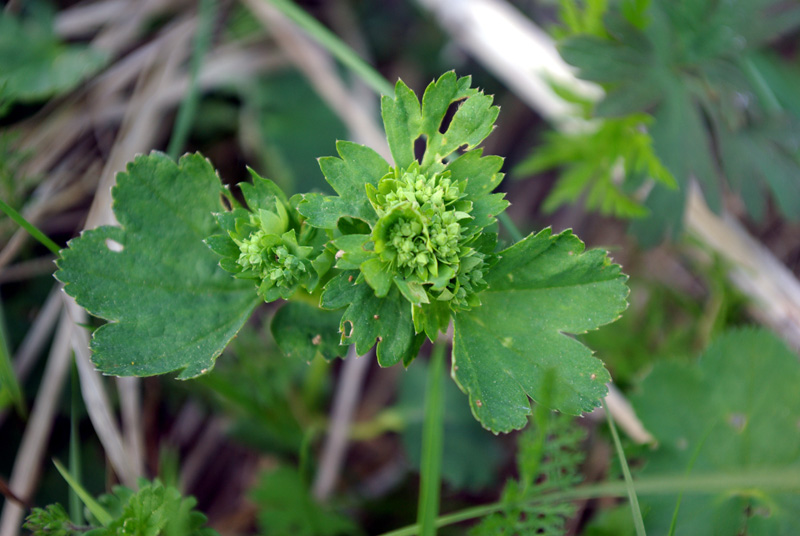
<box><xmin>366</xmin><ymin>165</ymin><xmax>488</xmax><ymax>310</ymax></box>
<box><xmin>207</xmin><ymin>172</ymin><xmax>319</xmax><ymax>303</ymax></box>
<box><xmin>232</xmin><ymin>211</ymin><xmax>310</xmax><ymax>291</ymax></box>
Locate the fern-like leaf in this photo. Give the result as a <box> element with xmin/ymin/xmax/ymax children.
<box><xmin>470</xmin><ymin>413</ymin><xmax>586</xmax><ymax>535</ymax></box>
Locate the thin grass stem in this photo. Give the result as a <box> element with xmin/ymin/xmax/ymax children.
<box><xmin>167</xmin><ymin>0</ymin><xmax>217</xmax><ymax>160</ymax></box>
<box><xmin>604</xmin><ymin>398</ymin><xmax>646</xmax><ymax>536</ymax></box>
<box><xmin>0</xmin><ymin>198</ymin><xmax>60</xmax><ymax>255</ymax></box>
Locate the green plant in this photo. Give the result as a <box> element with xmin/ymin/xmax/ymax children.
<box><xmin>25</xmin><ymin>474</ymin><xmax>217</xmax><ymax>536</ymax></box>
<box><xmin>0</xmin><ymin>4</ymin><xmax>107</xmax><ymax>112</ymax></box>
<box><xmin>470</xmin><ymin>412</ymin><xmax>586</xmax><ymax>535</ymax></box>
<box><xmin>51</xmin><ymin>70</ymin><xmax>628</xmax><ymax>534</ymax></box>
<box><xmin>56</xmin><ymin>71</ymin><xmax>629</xmax><ymax>434</ymax></box>
<box><xmin>540</xmin><ymin>0</ymin><xmax>800</xmax><ymax>243</ymax></box>
<box><xmin>251</xmin><ymin>466</ymin><xmax>360</xmax><ymax>536</ymax></box>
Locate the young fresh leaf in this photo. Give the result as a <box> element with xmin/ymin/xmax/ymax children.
<box><xmin>56</xmin><ymin>152</ymin><xmax>260</xmax><ymax>379</ymax></box>
<box><xmin>298</xmin><ymin>141</ymin><xmax>392</xmax><ymax>229</ymax></box>
<box><xmin>320</xmin><ymin>272</ymin><xmax>422</xmax><ymax>367</ymax></box>
<box><xmin>252</xmin><ymin>466</ymin><xmax>361</xmax><ymax>536</ymax></box>
<box><xmin>633</xmin><ymin>328</ymin><xmax>800</xmax><ymax>535</ymax></box>
<box><xmin>304</xmin><ymin>72</ymin><xmax>508</xmax><ymax>356</ymax></box>
<box><xmin>210</xmin><ymin>169</ymin><xmax>324</xmax><ymax>303</ymax></box>
<box><xmin>382</xmin><ymin>71</ymin><xmax>497</xmax><ymax>171</ymax></box>
<box><xmin>0</xmin><ymin>7</ymin><xmax>107</xmax><ymax>107</ymax></box>
<box><xmin>453</xmin><ymin>228</ymin><xmax>628</xmax><ymax>433</ymax></box>
<box><xmin>517</xmin><ymin>113</ymin><xmax>675</xmax><ymax>219</ymax></box>
<box><xmin>24</xmin><ymin>505</ymin><xmax>78</xmax><ymax>536</ymax></box>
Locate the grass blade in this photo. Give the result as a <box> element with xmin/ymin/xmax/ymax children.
<box><xmin>68</xmin><ymin>363</ymin><xmax>83</xmax><ymax>525</ymax></box>
<box><xmin>0</xmin><ymin>198</ymin><xmax>60</xmax><ymax>255</ymax></box>
<box><xmin>497</xmin><ymin>212</ymin><xmax>524</xmax><ymax>243</ymax></box>
<box><xmin>53</xmin><ymin>459</ymin><xmax>112</xmax><ymax>526</ymax></box>
<box><xmin>417</xmin><ymin>340</ymin><xmax>446</xmax><ymax>536</ymax></box>
<box><xmin>0</xmin><ymin>292</ymin><xmax>25</xmax><ymax>416</ymax></box>
<box><xmin>604</xmin><ymin>398</ymin><xmax>646</xmax><ymax>536</ymax></box>
<box><xmin>265</xmin><ymin>0</ymin><xmax>394</xmax><ymax>96</ymax></box>
<box><xmin>166</xmin><ymin>0</ymin><xmax>217</xmax><ymax>160</ymax></box>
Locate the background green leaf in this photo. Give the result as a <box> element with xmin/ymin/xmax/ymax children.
<box><xmin>0</xmin><ymin>7</ymin><xmax>107</xmax><ymax>107</ymax></box>
<box><xmin>397</xmin><ymin>359</ymin><xmax>503</xmax><ymax>490</ymax></box>
<box><xmin>56</xmin><ymin>152</ymin><xmax>259</xmax><ymax>379</ymax></box>
<box><xmin>560</xmin><ymin>1</ymin><xmax>800</xmax><ymax>243</ymax></box>
<box><xmin>453</xmin><ymin>229</ymin><xmax>628</xmax><ymax>432</ymax></box>
<box><xmin>633</xmin><ymin>328</ymin><xmax>800</xmax><ymax>535</ymax></box>
<box><xmin>252</xmin><ymin>466</ymin><xmax>360</xmax><ymax>536</ymax></box>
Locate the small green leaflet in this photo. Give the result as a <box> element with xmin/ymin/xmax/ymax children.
<box><xmin>298</xmin><ymin>140</ymin><xmax>391</xmax><ymax>229</ymax></box>
<box><xmin>470</xmin><ymin>412</ymin><xmax>585</xmax><ymax>535</ymax></box>
<box><xmin>56</xmin><ymin>153</ymin><xmax>260</xmax><ymax>379</ymax></box>
<box><xmin>453</xmin><ymin>228</ymin><xmax>628</xmax><ymax>433</ymax></box>
<box><xmin>517</xmin><ymin>113</ymin><xmax>675</xmax><ymax>219</ymax></box>
<box><xmin>633</xmin><ymin>328</ymin><xmax>800</xmax><ymax>535</ymax></box>
<box><xmin>382</xmin><ymin>71</ymin><xmax>498</xmax><ymax>171</ymax></box>
<box><xmin>321</xmin><ymin>272</ymin><xmax>423</xmax><ymax>367</ymax></box>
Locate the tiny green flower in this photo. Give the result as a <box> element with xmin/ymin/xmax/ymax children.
<box><xmin>208</xmin><ymin>171</ymin><xmax>322</xmax><ymax>303</ymax></box>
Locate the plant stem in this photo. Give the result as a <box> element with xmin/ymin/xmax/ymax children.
<box><xmin>266</xmin><ymin>0</ymin><xmax>394</xmax><ymax>96</ymax></box>
<box><xmin>379</xmin><ymin>467</ymin><xmax>800</xmax><ymax>536</ymax></box>
<box><xmin>417</xmin><ymin>340</ymin><xmax>447</xmax><ymax>536</ymax></box>
<box><xmin>167</xmin><ymin>0</ymin><xmax>217</xmax><ymax>160</ymax></box>
<box><xmin>68</xmin><ymin>363</ymin><xmax>83</xmax><ymax>525</ymax></box>
<box><xmin>0</xmin><ymin>198</ymin><xmax>60</xmax><ymax>255</ymax></box>
<box><xmin>604</xmin><ymin>398</ymin><xmax>646</xmax><ymax>536</ymax></box>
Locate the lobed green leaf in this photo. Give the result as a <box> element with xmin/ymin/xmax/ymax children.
<box><xmin>56</xmin><ymin>152</ymin><xmax>259</xmax><ymax>379</ymax></box>
<box><xmin>452</xmin><ymin>229</ymin><xmax>628</xmax><ymax>433</ymax></box>
<box><xmin>321</xmin><ymin>272</ymin><xmax>423</xmax><ymax>367</ymax></box>
<box><xmin>298</xmin><ymin>141</ymin><xmax>390</xmax><ymax>229</ymax></box>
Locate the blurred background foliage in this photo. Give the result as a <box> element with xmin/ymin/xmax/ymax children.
<box><xmin>1</xmin><ymin>0</ymin><xmax>800</xmax><ymax>535</ymax></box>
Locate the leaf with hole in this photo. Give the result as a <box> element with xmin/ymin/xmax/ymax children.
<box><xmin>56</xmin><ymin>152</ymin><xmax>260</xmax><ymax>379</ymax></box>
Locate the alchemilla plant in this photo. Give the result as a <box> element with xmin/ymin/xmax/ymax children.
<box><xmin>56</xmin><ymin>72</ymin><xmax>628</xmax><ymax>433</ymax></box>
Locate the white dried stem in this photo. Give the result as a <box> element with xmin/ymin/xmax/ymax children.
<box><xmin>312</xmin><ymin>346</ymin><xmax>372</xmax><ymax>501</ymax></box>
<box><xmin>685</xmin><ymin>185</ymin><xmax>800</xmax><ymax>352</ymax></box>
<box><xmin>64</xmin><ymin>295</ymin><xmax>138</xmax><ymax>487</ymax></box>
